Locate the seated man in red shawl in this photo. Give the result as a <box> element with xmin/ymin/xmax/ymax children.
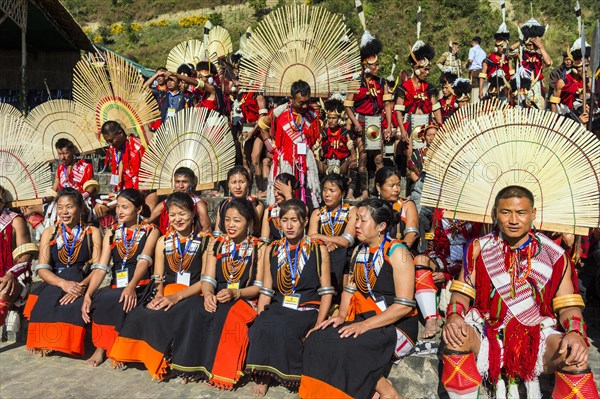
<box><xmin>441</xmin><ymin>185</ymin><xmax>598</xmax><ymax>399</ymax></box>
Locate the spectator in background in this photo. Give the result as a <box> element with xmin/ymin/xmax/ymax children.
<box><xmin>466</xmin><ymin>36</ymin><xmax>486</xmax><ymax>103</ymax></box>
<box><xmin>143</xmin><ymin>67</ymin><xmax>167</xmax><ymax>92</ymax></box>
<box><xmin>154</xmin><ymin>73</ymin><xmax>194</xmax><ymax>123</ymax></box>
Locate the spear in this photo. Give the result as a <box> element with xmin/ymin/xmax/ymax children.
<box><xmin>589</xmin><ymin>20</ymin><xmax>599</xmax><ymax>131</ymax></box>
<box><xmin>581</xmin><ymin>23</ymin><xmax>587</xmax><ymax>119</ymax></box>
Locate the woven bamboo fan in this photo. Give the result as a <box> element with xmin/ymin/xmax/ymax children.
<box><xmin>441</xmin><ymin>98</ymin><xmax>510</xmax><ymax>129</ymax></box>
<box><xmin>237</xmin><ymin>4</ymin><xmax>361</xmax><ymax>97</ymax></box>
<box><xmin>72</xmin><ymin>51</ymin><xmax>160</xmax><ymax>148</ymax></box>
<box><xmin>166</xmin><ymin>39</ymin><xmax>214</xmax><ymax>73</ymax></box>
<box><xmin>204</xmin><ymin>23</ymin><xmax>233</xmax><ymax>60</ymax></box>
<box><xmin>138</xmin><ymin>107</ymin><xmax>236</xmax><ymax>194</ymax></box>
<box><xmin>26</xmin><ymin>99</ymin><xmax>102</xmax><ymax>162</ymax></box>
<box><xmin>0</xmin><ymin>103</ymin><xmax>52</xmax><ymax>206</ymax></box>
<box><xmin>421</xmin><ymin>105</ymin><xmax>600</xmax><ymax>235</ymax></box>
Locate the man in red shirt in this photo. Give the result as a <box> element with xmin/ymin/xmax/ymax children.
<box><xmin>52</xmin><ymin>138</ymin><xmax>95</xmax><ymax>198</ymax></box>
<box><xmin>258</xmin><ymin>80</ymin><xmax>321</xmax><ymax>209</ymax></box>
<box><xmin>101</xmin><ymin>120</ymin><xmax>145</xmax><ymax>193</ymax></box>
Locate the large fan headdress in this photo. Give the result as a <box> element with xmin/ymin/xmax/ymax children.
<box><xmin>203</xmin><ymin>22</ymin><xmax>233</xmax><ymax>60</ymax></box>
<box><xmin>72</xmin><ymin>51</ymin><xmax>160</xmax><ymax>147</ymax></box>
<box><xmin>26</xmin><ymin>99</ymin><xmax>103</xmax><ymax>162</ymax></box>
<box><xmin>421</xmin><ymin>105</ymin><xmax>600</xmax><ymax>235</ymax></box>
<box><xmin>166</xmin><ymin>39</ymin><xmax>213</xmax><ymax>73</ymax></box>
<box><xmin>138</xmin><ymin>107</ymin><xmax>235</xmax><ymax>194</ymax></box>
<box><xmin>0</xmin><ymin>103</ymin><xmax>52</xmax><ymax>206</ymax></box>
<box><xmin>237</xmin><ymin>4</ymin><xmax>361</xmax><ymax>97</ymax></box>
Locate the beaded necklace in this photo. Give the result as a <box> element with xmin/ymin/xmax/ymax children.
<box><xmin>353</xmin><ymin>237</ymin><xmax>387</xmax><ymax>298</ymax></box>
<box><xmin>221</xmin><ymin>236</ymin><xmax>253</xmax><ymax>285</ymax></box>
<box><xmin>58</xmin><ymin>223</ymin><xmax>84</xmax><ymax>267</ymax></box>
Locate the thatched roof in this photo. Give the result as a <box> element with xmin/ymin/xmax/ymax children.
<box><xmin>0</xmin><ymin>0</ymin><xmax>93</xmax><ymax>52</ymax></box>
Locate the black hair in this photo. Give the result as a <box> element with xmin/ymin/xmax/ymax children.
<box><xmin>118</xmin><ymin>188</ymin><xmax>151</xmax><ymax>218</ymax></box>
<box><xmin>55</xmin><ymin>138</ymin><xmax>76</xmax><ymax>151</ymax></box>
<box><xmin>291</xmin><ymin>80</ymin><xmax>311</xmax><ymax>98</ymax></box>
<box><xmin>280</xmin><ymin>199</ymin><xmax>308</xmax><ymax>223</ymax></box>
<box><xmin>219</xmin><ymin>197</ymin><xmax>256</xmax><ymax>232</ymax></box>
<box><xmin>510</xmin><ymin>77</ymin><xmax>532</xmax><ymax>93</ymax></box>
<box><xmin>373</xmin><ymin>166</ymin><xmax>401</xmax><ymax>196</ymax></box>
<box><xmin>493</xmin><ymin>185</ymin><xmax>534</xmax><ymax>210</ymax></box>
<box><xmin>177</xmin><ymin>63</ymin><xmax>193</xmax><ymax>76</ymax></box>
<box><xmin>356</xmin><ymin>198</ymin><xmax>401</xmax><ymax>234</ymax></box>
<box><xmin>472</xmin><ymin>36</ymin><xmax>481</xmax><ymax>44</ymax></box>
<box><xmin>227</xmin><ymin>165</ymin><xmax>252</xmax><ymax>192</ymax></box>
<box><xmin>101</xmin><ymin>120</ymin><xmax>125</xmax><ymax>136</ymax></box>
<box><xmin>321</xmin><ymin>173</ymin><xmax>348</xmax><ymax>195</ymax></box>
<box><xmin>174</xmin><ymin>166</ymin><xmax>197</xmax><ymax>186</ymax></box>
<box><xmin>408</xmin><ymin>43</ymin><xmax>435</xmax><ymax>66</ymax></box>
<box><xmin>55</xmin><ymin>187</ymin><xmax>84</xmax><ymax>210</ymax></box>
<box><xmin>440</xmin><ymin>71</ymin><xmax>458</xmax><ymax>85</ymax></box>
<box><xmin>157</xmin><ymin>67</ymin><xmax>167</xmax><ymax>72</ymax></box>
<box><xmin>166</xmin><ymin>191</ymin><xmax>196</xmax><ymax>214</ymax></box>
<box><xmin>324</xmin><ymin>98</ymin><xmax>344</xmax><ymax>115</ymax></box>
<box><xmin>196</xmin><ymin>61</ymin><xmax>218</xmax><ymax>75</ymax></box>
<box><xmin>275</xmin><ymin>173</ymin><xmax>300</xmax><ymax>190</ymax></box>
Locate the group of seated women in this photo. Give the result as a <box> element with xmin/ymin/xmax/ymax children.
<box><xmin>22</xmin><ymin>166</ymin><xmax>423</xmax><ymax>399</ymax></box>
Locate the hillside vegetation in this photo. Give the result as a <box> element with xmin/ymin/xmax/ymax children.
<box><xmin>65</xmin><ymin>0</ymin><xmax>600</xmax><ymax>84</ymax></box>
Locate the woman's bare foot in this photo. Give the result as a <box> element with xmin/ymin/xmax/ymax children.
<box><xmin>374</xmin><ymin>377</ymin><xmax>400</xmax><ymax>399</ymax></box>
<box><xmin>250</xmin><ymin>376</ymin><xmax>271</xmax><ymax>397</ymax></box>
<box><xmin>25</xmin><ymin>347</ymin><xmax>40</xmax><ymax>356</ymax></box>
<box><xmin>420</xmin><ymin>317</ymin><xmax>441</xmax><ymax>339</ymax></box>
<box><xmin>110</xmin><ymin>359</ymin><xmax>125</xmax><ymax>369</ymax></box>
<box><xmin>87</xmin><ymin>347</ymin><xmax>106</xmax><ymax>367</ymax></box>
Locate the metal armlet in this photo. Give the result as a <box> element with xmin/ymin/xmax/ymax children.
<box><xmin>201</xmin><ymin>275</ymin><xmax>218</xmax><ymax>288</ymax></box>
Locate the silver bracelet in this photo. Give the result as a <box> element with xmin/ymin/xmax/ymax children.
<box><xmin>212</xmin><ymin>230</ymin><xmax>223</xmax><ymax>237</ymax></box>
<box><xmin>259</xmin><ymin>237</ymin><xmax>272</xmax><ymax>244</ymax></box>
<box><xmin>403</xmin><ymin>227</ymin><xmax>420</xmax><ymax>237</ymax></box>
<box><xmin>317</xmin><ymin>286</ymin><xmax>336</xmax><ymax>296</ymax></box>
<box><xmin>343</xmin><ymin>285</ymin><xmax>358</xmax><ymax>294</ymax></box>
<box><xmin>341</xmin><ymin>233</ymin><xmax>355</xmax><ymax>246</ymax></box>
<box><xmin>259</xmin><ymin>287</ymin><xmax>275</xmax><ymax>298</ymax></box>
<box><xmin>33</xmin><ymin>263</ymin><xmax>52</xmax><ymax>273</ymax></box>
<box><xmin>253</xmin><ymin>280</ymin><xmax>264</xmax><ymax>288</ymax></box>
<box><xmin>90</xmin><ymin>264</ymin><xmax>111</xmax><ymax>273</ymax></box>
<box><xmin>201</xmin><ymin>275</ymin><xmax>218</xmax><ymax>288</ymax></box>
<box><xmin>258</xmin><ymin>108</ymin><xmax>268</xmax><ymax>115</ymax></box>
<box><xmin>151</xmin><ymin>274</ymin><xmax>165</xmax><ymax>283</ymax></box>
<box><xmin>136</xmin><ymin>254</ymin><xmax>154</xmax><ymax>267</ymax></box>
<box><xmin>393</xmin><ymin>297</ymin><xmax>416</xmax><ymax>308</ymax></box>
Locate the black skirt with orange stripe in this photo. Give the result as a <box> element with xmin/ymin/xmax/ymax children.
<box><xmin>24</xmin><ymin>230</ymin><xmax>93</xmax><ymax>356</ymax></box>
<box><xmin>244</xmin><ymin>239</ymin><xmax>323</xmax><ymax>391</ymax></box>
<box><xmin>90</xmin><ymin>225</ymin><xmax>154</xmax><ymax>354</ymax></box>
<box><xmin>169</xmin><ymin>237</ymin><xmax>260</xmax><ymax>389</ymax></box>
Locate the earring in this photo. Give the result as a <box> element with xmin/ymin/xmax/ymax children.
<box><xmin>531</xmin><ymin>221</ymin><xmax>535</xmax><ymax>230</ymax></box>
<box><xmin>377</xmin><ymin>191</ymin><xmax>381</xmax><ymax>199</ymax></box>
<box><xmin>137</xmin><ymin>214</ymin><xmax>141</xmax><ymax>225</ymax></box>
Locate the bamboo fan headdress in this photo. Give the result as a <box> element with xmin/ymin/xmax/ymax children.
<box><xmin>0</xmin><ymin>103</ymin><xmax>52</xmax><ymax>206</ymax></box>
<box><xmin>26</xmin><ymin>99</ymin><xmax>103</xmax><ymax>162</ymax></box>
<box><xmin>203</xmin><ymin>22</ymin><xmax>233</xmax><ymax>61</ymax></box>
<box><xmin>237</xmin><ymin>4</ymin><xmax>361</xmax><ymax>97</ymax></box>
<box><xmin>166</xmin><ymin>39</ymin><xmax>214</xmax><ymax>73</ymax></box>
<box><xmin>421</xmin><ymin>105</ymin><xmax>600</xmax><ymax>235</ymax></box>
<box><xmin>138</xmin><ymin>107</ymin><xmax>235</xmax><ymax>194</ymax></box>
<box><xmin>72</xmin><ymin>51</ymin><xmax>160</xmax><ymax>148</ymax></box>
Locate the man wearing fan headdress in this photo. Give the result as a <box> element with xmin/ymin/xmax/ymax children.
<box><xmin>0</xmin><ymin>186</ymin><xmax>34</xmax><ymax>328</ymax></box>
<box><xmin>258</xmin><ymin>80</ymin><xmax>321</xmax><ymax>209</ymax></box>
<box><xmin>441</xmin><ymin>185</ymin><xmax>599</xmax><ymax>399</ymax></box>
<box><xmin>344</xmin><ymin>31</ymin><xmax>393</xmax><ymax>200</ymax></box>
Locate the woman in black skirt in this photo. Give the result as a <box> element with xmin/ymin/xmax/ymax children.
<box><xmin>24</xmin><ymin>188</ymin><xmax>102</xmax><ymax>357</ymax></box>
<box><xmin>300</xmin><ymin>198</ymin><xmax>418</xmax><ymax>399</ymax></box>
<box><xmin>214</xmin><ymin>166</ymin><xmax>264</xmax><ymax>236</ymax></box>
<box><xmin>81</xmin><ymin>189</ymin><xmax>160</xmax><ymax>367</ymax></box>
<box><xmin>109</xmin><ymin>192</ymin><xmax>210</xmax><ymax>380</ymax></box>
<box><xmin>168</xmin><ymin>198</ymin><xmax>265</xmax><ymax>387</ymax></box>
<box><xmin>307</xmin><ymin>174</ymin><xmax>357</xmax><ymax>300</ymax></box>
<box><xmin>245</xmin><ymin>199</ymin><xmax>333</xmax><ymax>397</ymax></box>
<box><xmin>260</xmin><ymin>172</ymin><xmax>298</xmax><ymax>243</ymax></box>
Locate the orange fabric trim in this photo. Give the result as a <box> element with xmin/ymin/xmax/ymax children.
<box><xmin>26</xmin><ymin>322</ymin><xmax>86</xmax><ymax>356</ymax></box>
<box><xmin>92</xmin><ymin>322</ymin><xmax>118</xmax><ymax>352</ymax></box>
<box><xmin>299</xmin><ymin>375</ymin><xmax>353</xmax><ymax>399</ymax></box>
<box><xmin>210</xmin><ymin>300</ymin><xmax>258</xmax><ymax>389</ymax></box>
<box><xmin>346</xmin><ymin>292</ymin><xmax>381</xmax><ymax>322</ymax></box>
<box><xmin>416</xmin><ymin>269</ymin><xmax>437</xmax><ymax>293</ymax></box>
<box><xmin>108</xmin><ymin>336</ymin><xmax>169</xmax><ymax>380</ymax></box>
<box><xmin>23</xmin><ymin>294</ymin><xmax>38</xmax><ymax>319</ymax></box>
<box><xmin>164</xmin><ymin>283</ymin><xmax>189</xmax><ymax>296</ymax></box>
